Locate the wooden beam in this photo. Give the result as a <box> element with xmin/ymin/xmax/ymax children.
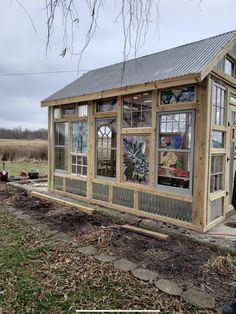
<box><xmin>31</xmin><ymin>191</ymin><xmax>95</xmax><ymax>215</ymax></box>
<box><xmin>121</xmin><ymin>224</ymin><xmax>169</xmax><ymax>240</ymax></box>
<box><xmin>201</xmin><ymin>35</ymin><xmax>236</xmax><ymax>81</ymax></box>
<box><xmin>41</xmin><ymin>75</ymin><xmax>201</xmax><ymax>108</ymax></box>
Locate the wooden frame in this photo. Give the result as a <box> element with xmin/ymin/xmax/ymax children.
<box><xmin>45</xmin><ymin>36</ymin><xmax>236</xmax><ymax>232</ymax></box>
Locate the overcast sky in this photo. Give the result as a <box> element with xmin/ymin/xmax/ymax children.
<box><xmin>0</xmin><ymin>0</ymin><xmax>236</xmax><ymax>130</ymax></box>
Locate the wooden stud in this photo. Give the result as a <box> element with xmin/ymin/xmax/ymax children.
<box><xmin>192</xmin><ymin>76</ymin><xmax>211</xmax><ymax>230</ymax></box>
<box><xmin>87</xmin><ymin>101</ymin><xmax>94</xmax><ymax>200</ymax></box>
<box><xmin>31</xmin><ymin>191</ymin><xmax>95</xmax><ymax>215</ymax></box>
<box><xmin>121</xmin><ymin>224</ymin><xmax>169</xmax><ymax>240</ymax></box>
<box><xmin>116</xmin><ymin>96</ymin><xmax>122</xmax><ymax>183</ymax></box>
<box><xmin>149</xmin><ymin>90</ymin><xmax>158</xmax><ymax>189</ymax></box>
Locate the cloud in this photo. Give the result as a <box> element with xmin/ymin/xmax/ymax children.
<box><xmin>0</xmin><ymin>0</ymin><xmax>236</xmax><ymax>130</ymax></box>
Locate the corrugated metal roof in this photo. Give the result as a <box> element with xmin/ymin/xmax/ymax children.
<box><xmin>44</xmin><ymin>30</ymin><xmax>236</xmax><ymax>102</ymax></box>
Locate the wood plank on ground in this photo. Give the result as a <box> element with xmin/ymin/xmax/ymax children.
<box><xmin>31</xmin><ymin>191</ymin><xmax>95</xmax><ymax>215</ymax></box>
<box><xmin>122</xmin><ymin>224</ymin><xmax>169</xmax><ymax>240</ymax></box>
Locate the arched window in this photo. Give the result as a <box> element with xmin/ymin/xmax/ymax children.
<box><xmin>96</xmin><ymin>119</ymin><xmax>117</xmax><ymax>178</ymax></box>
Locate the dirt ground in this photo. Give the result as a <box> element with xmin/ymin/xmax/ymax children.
<box><xmin>1</xmin><ymin>183</ymin><xmax>235</xmax><ymax>310</ymax></box>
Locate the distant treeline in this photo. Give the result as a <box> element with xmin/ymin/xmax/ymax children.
<box><xmin>0</xmin><ymin>128</ymin><xmax>48</xmax><ymax>140</ymax></box>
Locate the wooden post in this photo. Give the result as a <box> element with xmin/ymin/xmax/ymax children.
<box><xmin>87</xmin><ymin>101</ymin><xmax>94</xmax><ymax>199</ymax></box>
<box><xmin>192</xmin><ymin>76</ymin><xmax>211</xmax><ymax>230</ymax></box>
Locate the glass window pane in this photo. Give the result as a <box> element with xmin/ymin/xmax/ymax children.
<box><xmin>210</xmin><ymin>155</ymin><xmax>224</xmax><ymax>193</ymax></box>
<box><xmin>96</xmin><ymin>99</ymin><xmax>117</xmax><ymax>112</ymax></box>
<box><xmin>54</xmin><ymin>107</ymin><xmax>61</xmax><ymax>119</ymax></box>
<box><xmin>55</xmin><ymin>122</ymin><xmax>68</xmax><ymax>146</ymax></box>
<box><xmin>159</xmin><ymin>113</ymin><xmax>192</xmax><ymax>150</ymax></box>
<box><xmin>78</xmin><ymin>103</ymin><xmax>88</xmax><ymax>117</ymax></box>
<box><xmin>83</xmin><ymin>167</ymin><xmax>87</xmax><ymax>176</ymax></box>
<box><xmin>96</xmin><ymin>119</ymin><xmax>117</xmax><ymax>178</ymax></box>
<box><xmin>212</xmin><ymin>85</ymin><xmax>226</xmax><ymax>126</ymax></box>
<box><xmin>161</xmin><ymin>86</ymin><xmax>195</xmax><ymax>105</ymax></box>
<box><xmin>72</xmin><ymin>121</ymin><xmax>88</xmax><ymax>154</ymax></box>
<box><xmin>123</xmin><ymin>92</ymin><xmax>152</xmax><ymax>128</ymax></box>
<box><xmin>230</xmin><ymin>96</ymin><xmax>236</xmax><ymax>106</ymax></box>
<box><xmin>158</xmin><ymin>152</ymin><xmax>190</xmax><ymax>189</ymax></box>
<box><xmin>157</xmin><ymin>111</ymin><xmax>194</xmax><ymax>191</ymax></box>
<box><xmin>55</xmin><ymin>147</ymin><xmax>68</xmax><ymax>171</ymax></box>
<box><xmin>225</xmin><ymin>58</ymin><xmax>234</xmax><ymax>76</ymax></box>
<box><xmin>212</xmin><ymin>131</ymin><xmax>224</xmax><ymax>148</ymax></box>
<box><xmin>122</xmin><ymin>135</ymin><xmax>151</xmax><ymax>184</ymax></box>
<box><xmin>62</xmin><ymin>105</ymin><xmax>76</xmax><ymax>116</ymax></box>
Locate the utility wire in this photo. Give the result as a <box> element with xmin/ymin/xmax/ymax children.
<box><xmin>0</xmin><ymin>70</ymin><xmax>90</xmax><ymax>77</ymax></box>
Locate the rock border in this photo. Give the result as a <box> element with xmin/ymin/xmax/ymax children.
<box><xmin>1</xmin><ymin>205</ymin><xmax>217</xmax><ymax>310</ymax></box>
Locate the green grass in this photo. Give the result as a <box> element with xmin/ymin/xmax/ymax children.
<box><xmin>0</xmin><ymin>208</ymin><xmax>199</xmax><ymax>314</ymax></box>
<box><xmin>0</xmin><ymin>161</ymin><xmax>48</xmax><ymax>177</ymax></box>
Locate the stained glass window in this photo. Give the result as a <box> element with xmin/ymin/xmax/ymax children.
<box><xmin>160</xmin><ymin>86</ymin><xmax>195</xmax><ymax>105</ymax></box>
<box><xmin>123</xmin><ymin>92</ymin><xmax>152</xmax><ymax>128</ymax></box>
<box><xmin>122</xmin><ymin>136</ymin><xmax>150</xmax><ymax>184</ymax></box>
<box><xmin>96</xmin><ymin>118</ymin><xmax>117</xmax><ymax>178</ymax></box>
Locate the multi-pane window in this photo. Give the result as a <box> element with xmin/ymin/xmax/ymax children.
<box><xmin>210</xmin><ymin>155</ymin><xmax>224</xmax><ymax>193</ymax></box>
<box><xmin>160</xmin><ymin>86</ymin><xmax>195</xmax><ymax>105</ymax></box>
<box><xmin>55</xmin><ymin>122</ymin><xmax>68</xmax><ymax>171</ymax></box>
<box><xmin>157</xmin><ymin>111</ymin><xmax>194</xmax><ymax>192</ymax></box>
<box><xmin>71</xmin><ymin>121</ymin><xmax>88</xmax><ymax>176</ymax></box>
<box><xmin>96</xmin><ymin>119</ymin><xmax>117</xmax><ymax>178</ymax></box>
<box><xmin>123</xmin><ymin>92</ymin><xmax>152</xmax><ymax>128</ymax></box>
<box><xmin>212</xmin><ymin>85</ymin><xmax>226</xmax><ymax>126</ymax></box>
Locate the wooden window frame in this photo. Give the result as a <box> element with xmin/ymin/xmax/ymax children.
<box><xmin>156</xmin><ymin>110</ymin><xmax>195</xmax><ymax>196</ymax></box>
<box><xmin>122</xmin><ymin>92</ymin><xmax>152</xmax><ymax>128</ymax></box>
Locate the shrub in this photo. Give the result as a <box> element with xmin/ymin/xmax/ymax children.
<box><xmin>0</xmin><ymin>143</ymin><xmax>48</xmax><ymax>162</ymax></box>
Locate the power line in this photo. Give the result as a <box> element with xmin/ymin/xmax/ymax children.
<box><xmin>0</xmin><ymin>70</ymin><xmax>90</xmax><ymax>77</ymax></box>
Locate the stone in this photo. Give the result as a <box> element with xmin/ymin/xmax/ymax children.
<box><xmin>182</xmin><ymin>288</ymin><xmax>215</xmax><ymax>309</ymax></box>
<box><xmin>77</xmin><ymin>245</ymin><xmax>98</xmax><ymax>256</ymax></box>
<box><xmin>43</xmin><ymin>229</ymin><xmax>59</xmax><ymax>237</ymax></box>
<box><xmin>53</xmin><ymin>232</ymin><xmax>71</xmax><ymax>242</ymax></box>
<box><xmin>132</xmin><ymin>268</ymin><xmax>158</xmax><ymax>282</ymax></box>
<box><xmin>155</xmin><ymin>279</ymin><xmax>183</xmax><ymax>296</ymax></box>
<box><xmin>94</xmin><ymin>254</ymin><xmax>117</xmax><ymax>263</ymax></box>
<box><xmin>34</xmin><ymin>223</ymin><xmax>51</xmax><ymax>232</ymax></box>
<box><xmin>17</xmin><ymin>214</ymin><xmax>31</xmax><ymax>220</ymax></box>
<box><xmin>12</xmin><ymin>209</ymin><xmax>24</xmax><ymax>216</ymax></box>
<box><xmin>113</xmin><ymin>259</ymin><xmax>137</xmax><ymax>272</ymax></box>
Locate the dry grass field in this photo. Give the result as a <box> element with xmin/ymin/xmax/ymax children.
<box><xmin>0</xmin><ymin>139</ymin><xmax>48</xmax><ymax>177</ymax></box>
